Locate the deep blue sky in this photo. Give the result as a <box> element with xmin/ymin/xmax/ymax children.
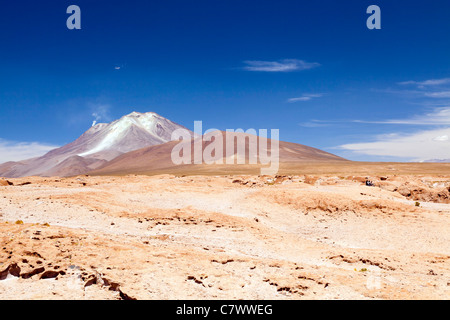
<box><xmin>1</xmin><ymin>0</ymin><xmax>450</xmax><ymax>162</ymax></box>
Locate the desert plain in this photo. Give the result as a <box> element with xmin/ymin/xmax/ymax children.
<box><xmin>0</xmin><ymin>162</ymin><xmax>449</xmax><ymax>300</ymax></box>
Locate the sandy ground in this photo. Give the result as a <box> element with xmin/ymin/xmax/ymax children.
<box><xmin>0</xmin><ymin>173</ymin><xmax>449</xmax><ymax>300</ymax></box>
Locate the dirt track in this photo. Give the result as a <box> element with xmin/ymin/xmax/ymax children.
<box><xmin>0</xmin><ymin>173</ymin><xmax>449</xmax><ymax>300</ymax></box>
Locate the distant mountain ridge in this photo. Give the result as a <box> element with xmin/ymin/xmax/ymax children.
<box><xmin>0</xmin><ymin>112</ymin><xmax>347</xmax><ymax>178</ymax></box>
<box><xmin>423</xmin><ymin>159</ymin><xmax>450</xmax><ymax>163</ymax></box>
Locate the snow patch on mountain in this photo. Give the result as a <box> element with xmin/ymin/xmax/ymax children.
<box><xmin>78</xmin><ymin>112</ymin><xmax>184</xmax><ymax>157</ymax></box>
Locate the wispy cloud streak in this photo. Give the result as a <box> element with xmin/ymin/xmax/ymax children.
<box><xmin>288</xmin><ymin>94</ymin><xmax>323</xmax><ymax>103</ymax></box>
<box><xmin>243</xmin><ymin>59</ymin><xmax>320</xmax><ymax>72</ymax></box>
<box><xmin>308</xmin><ymin>107</ymin><xmax>450</xmax><ymax>126</ymax></box>
<box><xmin>352</xmin><ymin>107</ymin><xmax>450</xmax><ymax>126</ymax></box>
<box><xmin>398</xmin><ymin>78</ymin><xmax>450</xmax><ymax>87</ymax></box>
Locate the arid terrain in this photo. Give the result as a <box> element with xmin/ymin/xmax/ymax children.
<box><xmin>1</xmin><ymin>163</ymin><xmax>449</xmax><ymax>300</ymax></box>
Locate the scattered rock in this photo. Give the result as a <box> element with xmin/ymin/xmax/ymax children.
<box><xmin>21</xmin><ymin>267</ymin><xmax>45</xmax><ymax>279</ymax></box>
<box><xmin>84</xmin><ymin>275</ymin><xmax>97</xmax><ymax>287</ymax></box>
<box><xmin>0</xmin><ymin>263</ymin><xmax>21</xmax><ymax>280</ymax></box>
<box><xmin>119</xmin><ymin>289</ymin><xmax>137</xmax><ymax>300</ymax></box>
<box><xmin>0</xmin><ymin>180</ymin><xmax>13</xmax><ymax>186</ymax></box>
<box><xmin>40</xmin><ymin>270</ymin><xmax>62</xmax><ymax>279</ymax></box>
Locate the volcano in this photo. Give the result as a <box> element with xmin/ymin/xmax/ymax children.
<box><xmin>0</xmin><ymin>112</ymin><xmax>190</xmax><ymax>178</ymax></box>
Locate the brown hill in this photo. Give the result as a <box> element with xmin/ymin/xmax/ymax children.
<box><xmin>90</xmin><ymin>131</ymin><xmax>347</xmax><ymax>176</ymax></box>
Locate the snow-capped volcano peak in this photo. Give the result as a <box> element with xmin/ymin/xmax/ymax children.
<box><xmin>116</xmin><ymin>112</ymin><xmax>161</xmax><ymax>133</ymax></box>
<box><xmin>78</xmin><ymin>111</ymin><xmax>189</xmax><ymax>157</ymax></box>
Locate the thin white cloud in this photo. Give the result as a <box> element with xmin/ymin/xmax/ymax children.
<box><xmin>424</xmin><ymin>91</ymin><xmax>450</xmax><ymax>98</ymax></box>
<box><xmin>299</xmin><ymin>121</ymin><xmax>329</xmax><ymax>128</ymax></box>
<box><xmin>313</xmin><ymin>107</ymin><xmax>450</xmax><ymax>126</ymax></box>
<box><xmin>352</xmin><ymin>107</ymin><xmax>450</xmax><ymax>126</ymax></box>
<box><xmin>288</xmin><ymin>94</ymin><xmax>323</xmax><ymax>103</ymax></box>
<box><xmin>397</xmin><ymin>77</ymin><xmax>450</xmax><ymax>99</ymax></box>
<box><xmin>338</xmin><ymin>128</ymin><xmax>450</xmax><ymax>162</ymax></box>
<box><xmin>289</xmin><ymin>97</ymin><xmax>313</xmax><ymax>102</ymax></box>
<box><xmin>398</xmin><ymin>78</ymin><xmax>450</xmax><ymax>87</ymax></box>
<box><xmin>243</xmin><ymin>59</ymin><xmax>320</xmax><ymax>72</ymax></box>
<box><xmin>0</xmin><ymin>139</ymin><xmax>59</xmax><ymax>164</ymax></box>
